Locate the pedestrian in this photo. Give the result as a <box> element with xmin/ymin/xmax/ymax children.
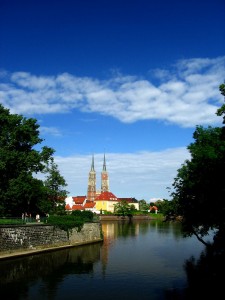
<box><xmin>22</xmin><ymin>212</ymin><xmax>25</xmax><ymax>223</ymax></box>
<box><xmin>45</xmin><ymin>213</ymin><xmax>49</xmax><ymax>223</ymax></box>
<box><xmin>36</xmin><ymin>214</ymin><xmax>40</xmax><ymax>222</ymax></box>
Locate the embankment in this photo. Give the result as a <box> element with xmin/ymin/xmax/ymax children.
<box><xmin>0</xmin><ymin>222</ymin><xmax>103</xmax><ymax>259</ymax></box>
<box><xmin>99</xmin><ymin>215</ymin><xmax>154</xmax><ymax>221</ymax></box>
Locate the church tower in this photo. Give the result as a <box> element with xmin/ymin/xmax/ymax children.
<box><xmin>87</xmin><ymin>154</ymin><xmax>96</xmax><ymax>201</ymax></box>
<box><xmin>101</xmin><ymin>153</ymin><xmax>109</xmax><ymax>192</ymax></box>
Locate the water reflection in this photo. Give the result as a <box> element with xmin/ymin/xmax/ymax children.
<box><xmin>0</xmin><ymin>243</ymin><xmax>102</xmax><ymax>298</ymax></box>
<box><xmin>101</xmin><ymin>219</ymin><xmax>183</xmax><ymax>241</ymax></box>
<box><xmin>0</xmin><ymin>220</ymin><xmax>216</xmax><ymax>299</ymax></box>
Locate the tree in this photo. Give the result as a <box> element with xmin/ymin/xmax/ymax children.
<box><xmin>0</xmin><ymin>104</ymin><xmax>58</xmax><ymax>216</ymax></box>
<box><xmin>40</xmin><ymin>158</ymin><xmax>68</xmax><ymax>214</ymax></box>
<box><xmin>170</xmin><ymin>84</ymin><xmax>225</xmax><ymax>245</ymax></box>
<box><xmin>114</xmin><ymin>200</ymin><xmax>131</xmax><ymax>216</ymax></box>
<box><xmin>139</xmin><ymin>199</ymin><xmax>149</xmax><ymax>211</ymax></box>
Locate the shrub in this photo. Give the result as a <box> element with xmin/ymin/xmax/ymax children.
<box><xmin>47</xmin><ymin>213</ymin><xmax>92</xmax><ymax>232</ymax></box>
<box><xmin>71</xmin><ymin>210</ymin><xmax>94</xmax><ymax>222</ymax></box>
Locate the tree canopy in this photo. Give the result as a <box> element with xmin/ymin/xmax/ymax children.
<box><xmin>170</xmin><ymin>83</ymin><xmax>225</xmax><ymax>245</ymax></box>
<box><xmin>40</xmin><ymin>158</ymin><xmax>68</xmax><ymax>215</ymax></box>
<box><xmin>114</xmin><ymin>200</ymin><xmax>132</xmax><ymax>216</ymax></box>
<box><xmin>0</xmin><ymin>104</ymin><xmax>67</xmax><ymax>217</ymax></box>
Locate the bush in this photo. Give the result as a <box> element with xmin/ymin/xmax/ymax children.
<box><xmin>71</xmin><ymin>210</ymin><xmax>94</xmax><ymax>221</ymax></box>
<box><xmin>47</xmin><ymin>212</ymin><xmax>94</xmax><ymax>232</ymax></box>
<box><xmin>0</xmin><ymin>217</ymin><xmax>24</xmax><ymax>225</ymax></box>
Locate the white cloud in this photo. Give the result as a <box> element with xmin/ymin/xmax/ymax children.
<box><xmin>51</xmin><ymin>147</ymin><xmax>190</xmax><ymax>201</ymax></box>
<box><xmin>0</xmin><ymin>56</ymin><xmax>224</xmax><ymax>127</ymax></box>
<box><xmin>39</xmin><ymin>126</ymin><xmax>62</xmax><ymax>137</ymax></box>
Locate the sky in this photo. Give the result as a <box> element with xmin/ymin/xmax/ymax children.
<box><xmin>0</xmin><ymin>0</ymin><xmax>225</xmax><ymax>202</ymax></box>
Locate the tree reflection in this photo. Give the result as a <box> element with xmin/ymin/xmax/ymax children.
<box><xmin>184</xmin><ymin>238</ymin><xmax>224</xmax><ymax>298</ymax></box>
<box><xmin>0</xmin><ymin>243</ymin><xmax>102</xmax><ymax>299</ymax></box>
<box><xmin>165</xmin><ymin>237</ymin><xmax>225</xmax><ymax>299</ymax></box>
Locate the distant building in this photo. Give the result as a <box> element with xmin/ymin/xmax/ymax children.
<box><xmin>101</xmin><ymin>153</ymin><xmax>109</xmax><ymax>192</ymax></box>
<box><xmin>149</xmin><ymin>205</ymin><xmax>158</xmax><ymax>214</ymax></box>
<box><xmin>118</xmin><ymin>197</ymin><xmax>139</xmax><ymax>211</ymax></box>
<box><xmin>95</xmin><ymin>191</ymin><xmax>118</xmax><ymax>213</ymax></box>
<box><xmin>65</xmin><ymin>153</ymin><xmax>139</xmax><ymax>213</ymax></box>
<box><xmin>87</xmin><ymin>154</ymin><xmax>96</xmax><ymax>201</ymax></box>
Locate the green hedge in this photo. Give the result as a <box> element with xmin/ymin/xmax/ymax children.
<box><xmin>47</xmin><ymin>211</ymin><xmax>95</xmax><ymax>232</ymax></box>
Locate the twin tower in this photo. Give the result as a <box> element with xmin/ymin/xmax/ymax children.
<box><xmin>87</xmin><ymin>153</ymin><xmax>109</xmax><ymax>201</ymax></box>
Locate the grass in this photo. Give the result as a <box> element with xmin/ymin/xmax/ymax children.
<box><xmin>0</xmin><ymin>218</ymin><xmax>25</xmax><ymax>225</ymax></box>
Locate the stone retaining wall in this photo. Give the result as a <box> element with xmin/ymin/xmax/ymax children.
<box><xmin>0</xmin><ymin>222</ymin><xmax>103</xmax><ymax>254</ymax></box>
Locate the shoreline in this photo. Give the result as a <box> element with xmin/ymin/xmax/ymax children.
<box><xmin>0</xmin><ymin>216</ymin><xmax>160</xmax><ymax>260</ymax></box>
<box><xmin>99</xmin><ymin>214</ymin><xmax>158</xmax><ymax>221</ymax></box>
<box><xmin>0</xmin><ymin>238</ymin><xmax>103</xmax><ymax>261</ymax></box>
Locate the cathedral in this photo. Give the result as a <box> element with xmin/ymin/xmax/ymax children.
<box><xmin>87</xmin><ymin>153</ymin><xmax>109</xmax><ymax>201</ymax></box>
<box><xmin>65</xmin><ymin>154</ymin><xmax>139</xmax><ymax>213</ymax></box>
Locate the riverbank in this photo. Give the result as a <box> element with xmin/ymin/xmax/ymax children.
<box><xmin>0</xmin><ymin>215</ymin><xmax>162</xmax><ymax>260</ymax></box>
<box><xmin>0</xmin><ymin>239</ymin><xmax>103</xmax><ymax>260</ymax></box>
<box><xmin>0</xmin><ymin>222</ymin><xmax>103</xmax><ymax>260</ymax></box>
<box><xmin>99</xmin><ymin>214</ymin><xmax>160</xmax><ymax>221</ymax></box>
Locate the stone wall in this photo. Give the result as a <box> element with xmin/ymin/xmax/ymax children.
<box><xmin>0</xmin><ymin>222</ymin><xmax>103</xmax><ymax>254</ymax></box>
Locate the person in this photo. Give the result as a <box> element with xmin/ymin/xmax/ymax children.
<box><xmin>36</xmin><ymin>214</ymin><xmax>40</xmax><ymax>222</ymax></box>
<box><xmin>25</xmin><ymin>212</ymin><xmax>28</xmax><ymax>222</ymax></box>
<box><xmin>45</xmin><ymin>213</ymin><xmax>49</xmax><ymax>223</ymax></box>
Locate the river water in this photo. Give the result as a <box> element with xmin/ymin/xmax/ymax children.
<box><xmin>0</xmin><ymin>219</ymin><xmax>210</xmax><ymax>299</ymax></box>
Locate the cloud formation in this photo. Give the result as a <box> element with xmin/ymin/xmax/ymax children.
<box><xmin>1</xmin><ymin>56</ymin><xmax>224</xmax><ymax>128</ymax></box>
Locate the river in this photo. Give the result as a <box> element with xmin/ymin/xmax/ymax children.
<box><xmin>0</xmin><ymin>219</ymin><xmax>211</xmax><ymax>299</ymax></box>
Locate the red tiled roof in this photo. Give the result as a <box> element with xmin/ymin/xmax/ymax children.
<box><xmin>150</xmin><ymin>205</ymin><xmax>158</xmax><ymax>210</ymax></box>
<box><xmin>95</xmin><ymin>191</ymin><xmax>118</xmax><ymax>201</ymax></box>
<box><xmin>118</xmin><ymin>197</ymin><xmax>137</xmax><ymax>203</ymax></box>
<box><xmin>72</xmin><ymin>196</ymin><xmax>86</xmax><ymax>204</ymax></box>
<box><xmin>84</xmin><ymin>201</ymin><xmax>96</xmax><ymax>208</ymax></box>
<box><xmin>72</xmin><ymin>204</ymin><xmax>84</xmax><ymax>210</ymax></box>
<box><xmin>65</xmin><ymin>204</ymin><xmax>71</xmax><ymax>210</ymax></box>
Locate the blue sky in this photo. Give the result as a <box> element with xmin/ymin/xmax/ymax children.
<box><xmin>0</xmin><ymin>0</ymin><xmax>225</xmax><ymax>201</ymax></box>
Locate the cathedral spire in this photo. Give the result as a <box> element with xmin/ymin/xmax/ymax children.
<box><xmin>101</xmin><ymin>153</ymin><xmax>109</xmax><ymax>192</ymax></box>
<box><xmin>91</xmin><ymin>153</ymin><xmax>95</xmax><ymax>171</ymax></box>
<box><xmin>103</xmin><ymin>152</ymin><xmax>106</xmax><ymax>171</ymax></box>
<box><xmin>87</xmin><ymin>153</ymin><xmax>96</xmax><ymax>201</ymax></box>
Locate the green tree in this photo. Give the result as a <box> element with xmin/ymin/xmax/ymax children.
<box><xmin>0</xmin><ymin>104</ymin><xmax>56</xmax><ymax>216</ymax></box>
<box><xmin>139</xmin><ymin>199</ymin><xmax>149</xmax><ymax>211</ymax></box>
<box><xmin>170</xmin><ymin>84</ymin><xmax>225</xmax><ymax>245</ymax></box>
<box><xmin>159</xmin><ymin>199</ymin><xmax>178</xmax><ymax>219</ymax></box>
<box><xmin>114</xmin><ymin>200</ymin><xmax>131</xmax><ymax>216</ymax></box>
<box><xmin>40</xmin><ymin>158</ymin><xmax>68</xmax><ymax>214</ymax></box>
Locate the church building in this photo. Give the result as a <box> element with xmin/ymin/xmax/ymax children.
<box><xmin>87</xmin><ymin>153</ymin><xmax>110</xmax><ymax>201</ymax></box>
<box><xmin>65</xmin><ymin>153</ymin><xmax>139</xmax><ymax>213</ymax></box>
<box><xmin>87</xmin><ymin>154</ymin><xmax>97</xmax><ymax>201</ymax></box>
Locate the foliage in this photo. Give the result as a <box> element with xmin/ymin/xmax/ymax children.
<box><xmin>170</xmin><ymin>83</ymin><xmax>225</xmax><ymax>245</ymax></box>
<box><xmin>47</xmin><ymin>215</ymin><xmax>84</xmax><ymax>232</ymax></box>
<box><xmin>40</xmin><ymin>158</ymin><xmax>68</xmax><ymax>214</ymax></box>
<box><xmin>138</xmin><ymin>199</ymin><xmax>149</xmax><ymax>211</ymax></box>
<box><xmin>159</xmin><ymin>199</ymin><xmax>178</xmax><ymax>216</ymax></box>
<box><xmin>114</xmin><ymin>200</ymin><xmax>132</xmax><ymax>216</ymax></box>
<box><xmin>47</xmin><ymin>211</ymin><xmax>95</xmax><ymax>232</ymax></box>
<box><xmin>0</xmin><ymin>218</ymin><xmax>24</xmax><ymax>225</ymax></box>
<box><xmin>0</xmin><ymin>104</ymin><xmax>67</xmax><ymax>217</ymax></box>
<box><xmin>216</xmin><ymin>83</ymin><xmax>225</xmax><ymax>124</ymax></box>
<box><xmin>181</xmin><ymin>236</ymin><xmax>225</xmax><ymax>299</ymax></box>
<box><xmin>71</xmin><ymin>210</ymin><xmax>94</xmax><ymax>222</ymax></box>
<box><xmin>102</xmin><ymin>210</ymin><xmax>113</xmax><ymax>215</ymax></box>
